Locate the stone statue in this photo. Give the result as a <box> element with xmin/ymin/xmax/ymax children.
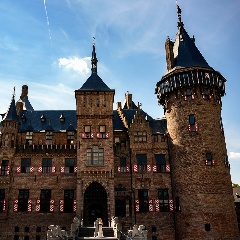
<box><xmin>70</xmin><ymin>217</ymin><xmax>80</xmax><ymax>238</ymax></box>
<box><xmin>127</xmin><ymin>224</ymin><xmax>148</xmax><ymax>239</ymax></box>
<box><xmin>97</xmin><ymin>218</ymin><xmax>104</xmax><ymax>238</ymax></box>
<box><xmin>111</xmin><ymin>216</ymin><xmax>118</xmax><ymax>228</ymax></box>
<box><xmin>94</xmin><ymin>218</ymin><xmax>99</xmax><ymax>237</ymax></box>
<box><xmin>47</xmin><ymin>225</ymin><xmax>65</xmax><ymax>239</ymax></box>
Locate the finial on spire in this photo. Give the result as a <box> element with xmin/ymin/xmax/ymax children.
<box><xmin>13</xmin><ymin>86</ymin><xmax>16</xmax><ymax>99</ymax></box>
<box><xmin>176</xmin><ymin>3</ymin><xmax>184</xmax><ymax>28</ymax></box>
<box><xmin>91</xmin><ymin>37</ymin><xmax>98</xmax><ymax>74</ymax></box>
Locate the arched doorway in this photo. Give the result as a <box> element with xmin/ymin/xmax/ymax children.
<box><xmin>84</xmin><ymin>182</ymin><xmax>108</xmax><ymax>226</ymax></box>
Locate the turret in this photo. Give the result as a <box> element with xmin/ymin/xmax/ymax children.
<box><xmin>155</xmin><ymin>6</ymin><xmax>239</xmax><ymax>239</ymax></box>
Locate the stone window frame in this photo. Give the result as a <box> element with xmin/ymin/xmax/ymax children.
<box><xmin>158</xmin><ymin>188</ymin><xmax>169</xmax><ymax>212</ymax></box>
<box><xmin>63</xmin><ymin>189</ymin><xmax>74</xmax><ymax>213</ymax></box>
<box><xmin>87</xmin><ymin>146</ymin><xmax>104</xmax><ymax>166</ymax></box>
<box><xmin>134</xmin><ymin>131</ymin><xmax>147</xmax><ymax>142</ymax></box>
<box><xmin>18</xmin><ymin>189</ymin><xmax>29</xmax><ymax>212</ymax></box>
<box><xmin>138</xmin><ymin>189</ymin><xmax>149</xmax><ymax>212</ymax></box>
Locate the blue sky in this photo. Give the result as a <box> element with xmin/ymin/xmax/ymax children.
<box><xmin>0</xmin><ymin>0</ymin><xmax>239</xmax><ymax>183</ymax></box>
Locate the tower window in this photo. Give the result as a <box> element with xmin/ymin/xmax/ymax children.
<box><xmin>184</xmin><ymin>88</ymin><xmax>194</xmax><ymax>100</ymax></box>
<box><xmin>87</xmin><ymin>146</ymin><xmax>104</xmax><ymax>166</ymax></box>
<box><xmin>188</xmin><ymin>114</ymin><xmax>198</xmax><ymax>132</ymax></box>
<box><xmin>202</xmin><ymin>88</ymin><xmax>211</xmax><ymax>100</ymax></box>
<box><xmin>98</xmin><ymin>125</ymin><xmax>106</xmax><ymax>138</ymax></box>
<box><xmin>205</xmin><ymin>153</ymin><xmax>215</xmax><ymax>166</ymax></box>
<box><xmin>84</xmin><ymin>125</ymin><xmax>91</xmax><ymax>133</ymax></box>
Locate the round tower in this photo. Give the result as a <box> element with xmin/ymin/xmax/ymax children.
<box><xmin>155</xmin><ymin>6</ymin><xmax>239</xmax><ymax>239</ymax></box>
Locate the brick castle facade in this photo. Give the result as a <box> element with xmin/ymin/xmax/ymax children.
<box><xmin>0</xmin><ymin>6</ymin><xmax>239</xmax><ymax>240</ymax></box>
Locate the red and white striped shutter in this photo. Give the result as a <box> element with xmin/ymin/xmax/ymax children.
<box><xmin>6</xmin><ymin>166</ymin><xmax>10</xmax><ymax>175</ymax></box>
<box><xmin>74</xmin><ymin>166</ymin><xmax>77</xmax><ymax>173</ymax></box>
<box><xmin>16</xmin><ymin>166</ymin><xmax>21</xmax><ymax>173</ymax></box>
<box><xmin>118</xmin><ymin>167</ymin><xmax>121</xmax><ymax>172</ymax></box>
<box><xmin>105</xmin><ymin>132</ymin><xmax>109</xmax><ymax>138</ymax></box>
<box><xmin>155</xmin><ymin>199</ymin><xmax>160</xmax><ymax>212</ymax></box>
<box><xmin>169</xmin><ymin>199</ymin><xmax>174</xmax><ymax>212</ymax></box>
<box><xmin>212</xmin><ymin>160</ymin><xmax>215</xmax><ymax>165</ymax></box>
<box><xmin>60</xmin><ymin>166</ymin><xmax>65</xmax><ymax>173</ymax></box>
<box><xmin>59</xmin><ymin>199</ymin><xmax>64</xmax><ymax>212</ymax></box>
<box><xmin>96</xmin><ymin>133</ymin><xmax>100</xmax><ymax>138</ymax></box>
<box><xmin>73</xmin><ymin>199</ymin><xmax>77</xmax><ymax>212</ymax></box>
<box><xmin>133</xmin><ymin>164</ymin><xmax>138</xmax><ymax>172</ymax></box>
<box><xmin>126</xmin><ymin>166</ymin><xmax>130</xmax><ymax>172</ymax></box>
<box><xmin>51</xmin><ymin>166</ymin><xmax>56</xmax><ymax>173</ymax></box>
<box><xmin>152</xmin><ymin>165</ymin><xmax>157</xmax><ymax>172</ymax></box>
<box><xmin>38</xmin><ymin>166</ymin><xmax>42</xmax><ymax>173</ymax></box>
<box><xmin>0</xmin><ymin>166</ymin><xmax>1</xmax><ymax>175</ymax></box>
<box><xmin>195</xmin><ymin>123</ymin><xmax>198</xmax><ymax>132</ymax></box>
<box><xmin>184</xmin><ymin>96</ymin><xmax>187</xmax><ymax>101</ymax></box>
<box><xmin>147</xmin><ymin>164</ymin><xmax>152</xmax><ymax>172</ymax></box>
<box><xmin>188</xmin><ymin>124</ymin><xmax>191</xmax><ymax>132</ymax></box>
<box><xmin>135</xmin><ymin>199</ymin><xmax>140</xmax><ymax>212</ymax></box>
<box><xmin>3</xmin><ymin>199</ymin><xmax>6</xmax><ymax>212</ymax></box>
<box><xmin>30</xmin><ymin>166</ymin><xmax>34</xmax><ymax>173</ymax></box>
<box><xmin>205</xmin><ymin>160</ymin><xmax>208</xmax><ymax>166</ymax></box>
<box><xmin>13</xmin><ymin>199</ymin><xmax>18</xmax><ymax>212</ymax></box>
<box><xmin>82</xmin><ymin>133</ymin><xmax>86</xmax><ymax>138</ymax></box>
<box><xmin>149</xmin><ymin>199</ymin><xmax>154</xmax><ymax>212</ymax></box>
<box><xmin>90</xmin><ymin>133</ymin><xmax>94</xmax><ymax>138</ymax></box>
<box><xmin>166</xmin><ymin>164</ymin><xmax>170</xmax><ymax>172</ymax></box>
<box><xmin>209</xmin><ymin>95</ymin><xmax>212</xmax><ymax>100</ymax></box>
<box><xmin>192</xmin><ymin>94</ymin><xmax>195</xmax><ymax>100</ymax></box>
<box><xmin>36</xmin><ymin>199</ymin><xmax>40</xmax><ymax>212</ymax></box>
<box><xmin>27</xmin><ymin>199</ymin><xmax>32</xmax><ymax>212</ymax></box>
<box><xmin>50</xmin><ymin>199</ymin><xmax>54</xmax><ymax>212</ymax></box>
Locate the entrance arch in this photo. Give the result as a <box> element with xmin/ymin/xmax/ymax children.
<box><xmin>83</xmin><ymin>182</ymin><xmax>108</xmax><ymax>226</ymax></box>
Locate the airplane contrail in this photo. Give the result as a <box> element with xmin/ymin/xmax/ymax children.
<box><xmin>43</xmin><ymin>0</ymin><xmax>53</xmax><ymax>47</ymax></box>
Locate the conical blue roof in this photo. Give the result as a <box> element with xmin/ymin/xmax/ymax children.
<box><xmin>3</xmin><ymin>96</ymin><xmax>19</xmax><ymax>121</ymax></box>
<box><xmin>172</xmin><ymin>26</ymin><xmax>210</xmax><ymax>69</ymax></box>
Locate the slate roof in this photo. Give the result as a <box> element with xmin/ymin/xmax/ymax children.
<box><xmin>172</xmin><ymin>25</ymin><xmax>210</xmax><ymax>69</ymax></box>
<box><xmin>20</xmin><ymin>97</ymin><xmax>34</xmax><ymax>111</ymax></box>
<box><xmin>19</xmin><ymin>110</ymin><xmax>77</xmax><ymax>132</ymax></box>
<box><xmin>78</xmin><ymin>72</ymin><xmax>114</xmax><ymax>92</ymax></box>
<box><xmin>113</xmin><ymin>110</ymin><xmax>126</xmax><ymax>131</ymax></box>
<box><xmin>3</xmin><ymin>97</ymin><xmax>18</xmax><ymax>121</ymax></box>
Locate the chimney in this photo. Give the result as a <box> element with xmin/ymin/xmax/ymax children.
<box><xmin>21</xmin><ymin>85</ymin><xmax>28</xmax><ymax>99</ymax></box>
<box><xmin>165</xmin><ymin>37</ymin><xmax>174</xmax><ymax>71</ymax></box>
<box><xmin>125</xmin><ymin>93</ymin><xmax>132</xmax><ymax>109</ymax></box>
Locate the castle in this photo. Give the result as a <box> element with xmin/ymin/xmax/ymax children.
<box><xmin>0</xmin><ymin>6</ymin><xmax>239</xmax><ymax>240</ymax></box>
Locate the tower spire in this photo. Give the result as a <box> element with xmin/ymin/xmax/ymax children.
<box><xmin>91</xmin><ymin>37</ymin><xmax>98</xmax><ymax>74</ymax></box>
<box><xmin>177</xmin><ymin>4</ymin><xmax>184</xmax><ymax>28</ymax></box>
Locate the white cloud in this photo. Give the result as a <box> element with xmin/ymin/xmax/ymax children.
<box><xmin>58</xmin><ymin>56</ymin><xmax>91</xmax><ymax>75</ymax></box>
<box><xmin>229</xmin><ymin>152</ymin><xmax>240</xmax><ymax>159</ymax></box>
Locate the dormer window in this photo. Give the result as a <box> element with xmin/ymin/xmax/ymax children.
<box><xmin>41</xmin><ymin>114</ymin><xmax>46</xmax><ymax>122</ymax></box>
<box><xmin>60</xmin><ymin>114</ymin><xmax>65</xmax><ymax>122</ymax></box>
<box><xmin>21</xmin><ymin>114</ymin><xmax>26</xmax><ymax>123</ymax></box>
